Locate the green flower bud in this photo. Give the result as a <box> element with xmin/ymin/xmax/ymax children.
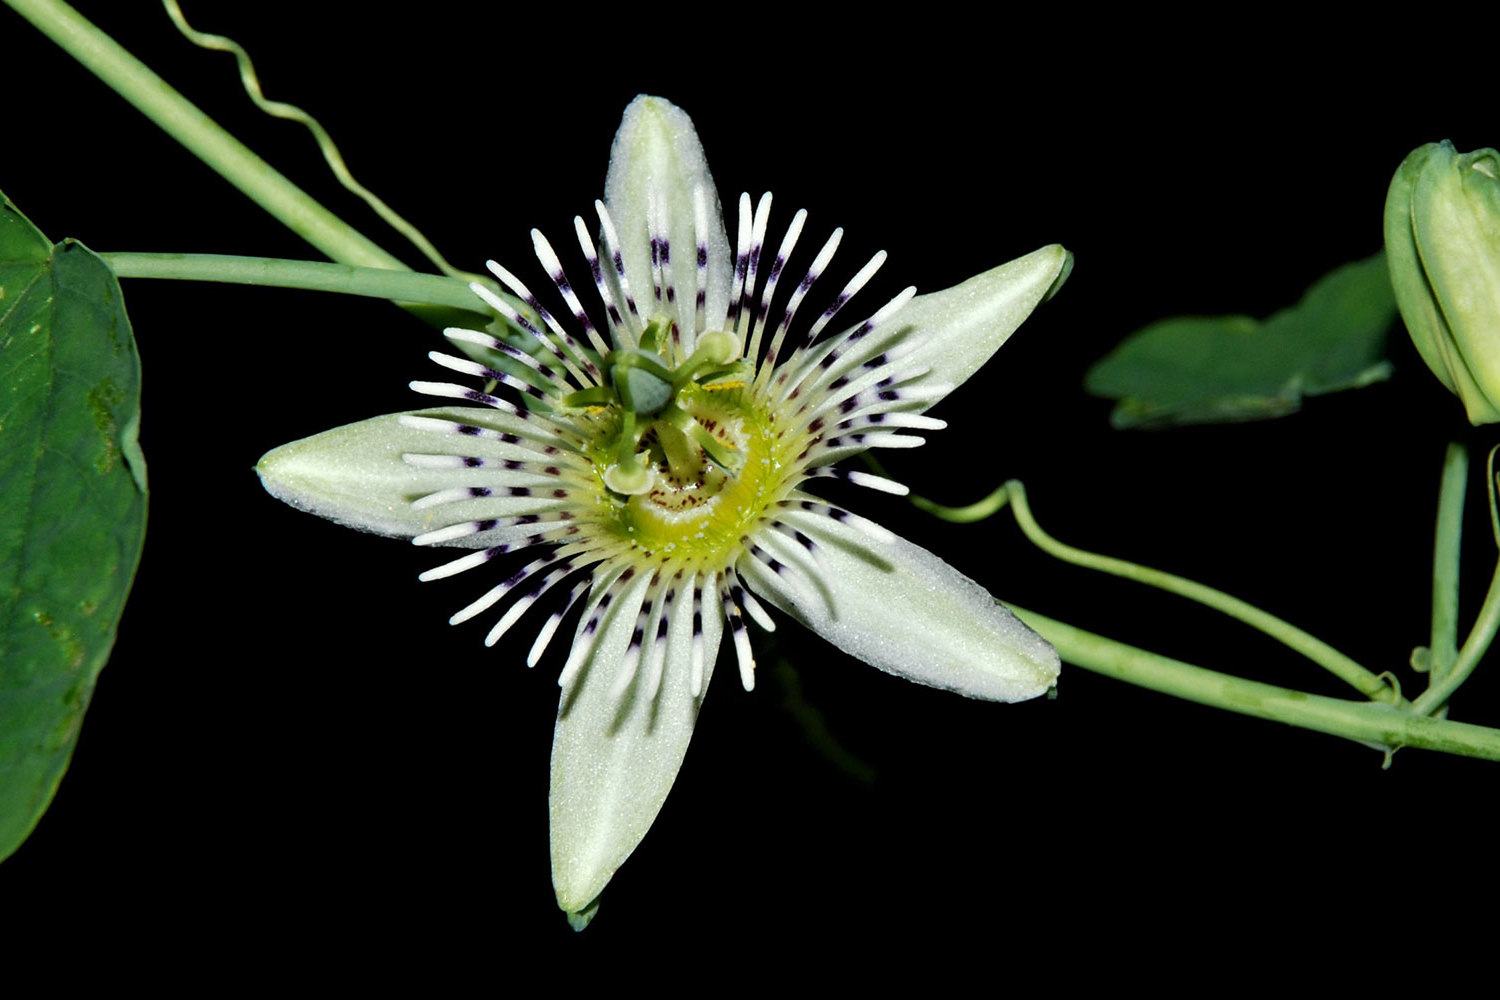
<box><xmin>1385</xmin><ymin>140</ymin><xmax>1500</xmax><ymax>424</ymax></box>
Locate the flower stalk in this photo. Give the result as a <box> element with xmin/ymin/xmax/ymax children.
<box><xmin>1426</xmin><ymin>442</ymin><xmax>1468</xmax><ymax>682</ymax></box>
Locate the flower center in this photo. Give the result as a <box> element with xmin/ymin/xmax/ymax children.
<box><xmin>569</xmin><ymin>320</ymin><xmax>805</xmax><ymax>565</ymax></box>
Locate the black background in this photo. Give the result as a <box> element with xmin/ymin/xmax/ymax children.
<box><xmin>4</xmin><ymin>1</ymin><xmax>1497</xmax><ymax>969</ymax></box>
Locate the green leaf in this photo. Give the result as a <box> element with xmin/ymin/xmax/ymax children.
<box><xmin>0</xmin><ymin>190</ymin><xmax>147</xmax><ymax>862</ymax></box>
<box><xmin>1084</xmin><ymin>253</ymin><xmax>1397</xmax><ymax>428</ymax></box>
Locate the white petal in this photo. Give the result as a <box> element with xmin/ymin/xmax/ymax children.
<box><xmin>604</xmin><ymin>95</ymin><xmax>732</xmax><ymax>332</ymax></box>
<box><xmin>256</xmin><ymin>408</ymin><xmax>565</xmax><ymax>543</ymax></box>
<box><xmin>889</xmin><ymin>244</ymin><xmax>1072</xmax><ymax>405</ymax></box>
<box><xmin>741</xmin><ymin>506</ymin><xmax>1058</xmax><ymax>702</ymax></box>
<box><xmin>550</xmin><ymin>570</ymin><xmax>723</xmax><ymax>926</ymax></box>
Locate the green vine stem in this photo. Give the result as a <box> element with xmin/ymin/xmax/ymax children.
<box><xmin>1009</xmin><ymin>605</ymin><xmax>1500</xmax><ymax>761</ymax></box>
<box><xmin>101</xmin><ymin>252</ymin><xmax>483</xmax><ymax>313</ymax></box>
<box><xmin>100</xmin><ymin>252</ymin><xmax>547</xmax><ymax>389</ymax></box>
<box><xmin>1428</xmin><ymin>442</ymin><xmax>1468</xmax><ymax>683</ymax></box>
<box><xmin>6</xmin><ymin>0</ymin><xmax>404</xmax><ymax>271</ymax></box>
<box><xmin>1003</xmin><ymin>480</ymin><xmax>1401</xmax><ymax>705</ymax></box>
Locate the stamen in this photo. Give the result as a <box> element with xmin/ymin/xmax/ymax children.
<box><xmin>657</xmin><ymin>405</ymin><xmax>743</xmax><ymax>471</ymax></box>
<box><xmin>604</xmin><ymin>459</ymin><xmax>656</xmax><ymax>496</ymax></box>
<box><xmin>672</xmin><ymin>330</ymin><xmax>739</xmax><ymax>387</ymax></box>
<box><xmin>604</xmin><ymin>407</ymin><xmax>657</xmax><ymax>494</ymax></box>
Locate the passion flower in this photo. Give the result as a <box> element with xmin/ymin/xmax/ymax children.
<box><xmin>257</xmin><ymin>95</ymin><xmax>1069</xmax><ymax>928</ymax></box>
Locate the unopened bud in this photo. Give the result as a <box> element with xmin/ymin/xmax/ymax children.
<box><xmin>1386</xmin><ymin>140</ymin><xmax>1500</xmax><ymax>424</ymax></box>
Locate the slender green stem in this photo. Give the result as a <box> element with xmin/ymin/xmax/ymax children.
<box><xmin>1009</xmin><ymin>604</ymin><xmax>1500</xmax><ymax>761</ymax></box>
<box><xmin>1004</xmin><ymin>480</ymin><xmax>1400</xmax><ymax>704</ymax></box>
<box><xmin>1429</xmin><ymin>443</ymin><xmax>1468</xmax><ymax>682</ymax></box>
<box><xmin>101</xmin><ymin>252</ymin><xmax>551</xmax><ymax>391</ymax></box>
<box><xmin>101</xmin><ymin>252</ymin><xmax>484</xmax><ymax>313</ymax></box>
<box><xmin>6</xmin><ymin>0</ymin><xmax>404</xmax><ymax>271</ymax></box>
<box><xmin>1412</xmin><ymin>553</ymin><xmax>1500</xmax><ymax>717</ymax></box>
